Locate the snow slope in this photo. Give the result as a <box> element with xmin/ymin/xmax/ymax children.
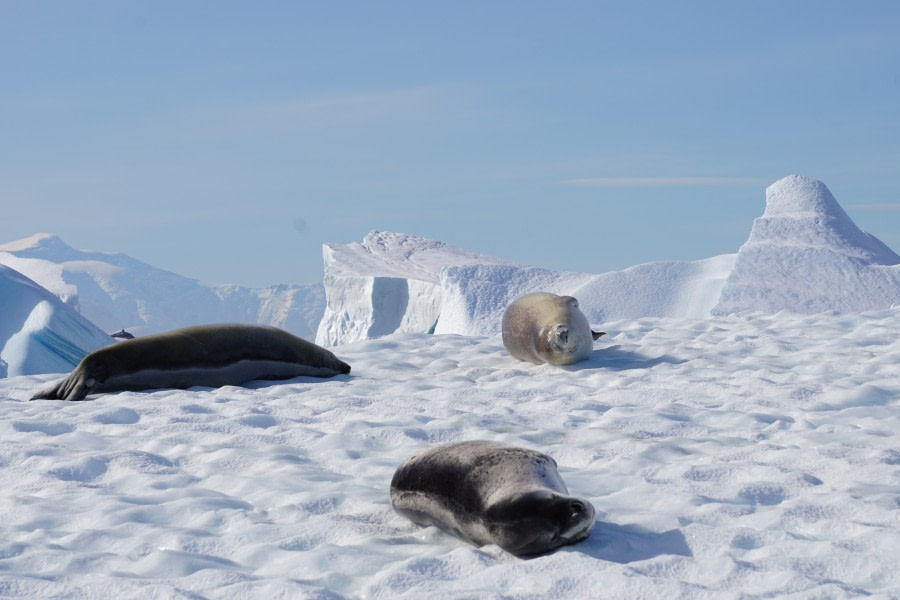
<box><xmin>713</xmin><ymin>175</ymin><xmax>900</xmax><ymax>315</ymax></box>
<box><xmin>316</xmin><ymin>231</ymin><xmax>516</xmax><ymax>346</ymax></box>
<box><xmin>0</xmin><ymin>265</ymin><xmax>114</xmax><ymax>377</ymax></box>
<box><xmin>1</xmin><ymin>309</ymin><xmax>898</xmax><ymax>597</ymax></box>
<box><xmin>0</xmin><ymin>234</ymin><xmax>325</xmax><ymax>339</ymax></box>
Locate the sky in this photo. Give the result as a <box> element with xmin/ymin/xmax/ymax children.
<box><xmin>2</xmin><ymin>1</ymin><xmax>899</xmax><ymax>287</ymax></box>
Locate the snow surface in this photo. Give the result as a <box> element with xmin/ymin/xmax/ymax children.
<box><xmin>0</xmin><ymin>265</ymin><xmax>113</xmax><ymax>377</ymax></box>
<box><xmin>0</xmin><ymin>234</ymin><xmax>325</xmax><ymax>339</ymax></box>
<box><xmin>1</xmin><ymin>309</ymin><xmax>898</xmax><ymax>597</ymax></box>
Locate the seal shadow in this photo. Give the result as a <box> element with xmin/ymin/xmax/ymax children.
<box><xmin>563</xmin><ymin>345</ymin><xmax>686</xmax><ymax>372</ymax></box>
<box><xmin>569</xmin><ymin>520</ymin><xmax>693</xmax><ymax>563</ymax></box>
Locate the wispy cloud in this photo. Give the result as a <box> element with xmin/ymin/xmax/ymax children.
<box><xmin>846</xmin><ymin>203</ymin><xmax>900</xmax><ymax>211</ymax></box>
<box><xmin>562</xmin><ymin>177</ymin><xmax>773</xmax><ymax>187</ymax></box>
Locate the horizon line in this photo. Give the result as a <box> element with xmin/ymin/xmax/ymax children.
<box><xmin>562</xmin><ymin>177</ymin><xmax>775</xmax><ymax>187</ymax></box>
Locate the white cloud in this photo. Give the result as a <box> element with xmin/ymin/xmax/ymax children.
<box><xmin>561</xmin><ymin>177</ymin><xmax>774</xmax><ymax>187</ymax></box>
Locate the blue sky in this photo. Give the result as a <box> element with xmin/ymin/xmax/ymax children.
<box><xmin>2</xmin><ymin>1</ymin><xmax>899</xmax><ymax>287</ymax></box>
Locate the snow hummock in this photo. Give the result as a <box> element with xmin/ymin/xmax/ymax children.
<box><xmin>1</xmin><ymin>309</ymin><xmax>898</xmax><ymax>597</ymax></box>
<box><xmin>0</xmin><ymin>264</ymin><xmax>114</xmax><ymax>376</ymax></box>
<box><xmin>315</xmin><ymin>231</ymin><xmax>516</xmax><ymax>346</ymax></box>
<box><xmin>0</xmin><ymin>234</ymin><xmax>325</xmax><ymax>339</ymax></box>
<box><xmin>713</xmin><ymin>175</ymin><xmax>900</xmax><ymax>315</ymax></box>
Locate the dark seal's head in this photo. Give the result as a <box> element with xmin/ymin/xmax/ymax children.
<box><xmin>483</xmin><ymin>489</ymin><xmax>596</xmax><ymax>556</ymax></box>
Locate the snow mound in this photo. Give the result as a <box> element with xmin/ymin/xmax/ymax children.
<box><xmin>0</xmin><ymin>234</ymin><xmax>325</xmax><ymax>339</ymax></box>
<box><xmin>316</xmin><ymin>231</ymin><xmax>516</xmax><ymax>345</ymax></box>
<box><xmin>0</xmin><ymin>264</ymin><xmax>114</xmax><ymax>376</ymax></box>
<box><xmin>713</xmin><ymin>175</ymin><xmax>900</xmax><ymax>315</ymax></box>
<box><xmin>436</xmin><ymin>255</ymin><xmax>735</xmax><ymax>336</ymax></box>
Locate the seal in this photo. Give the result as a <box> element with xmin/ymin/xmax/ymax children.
<box><xmin>390</xmin><ymin>440</ymin><xmax>596</xmax><ymax>556</ymax></box>
<box><xmin>501</xmin><ymin>292</ymin><xmax>604</xmax><ymax>365</ymax></box>
<box><xmin>31</xmin><ymin>323</ymin><xmax>351</xmax><ymax>401</ymax></box>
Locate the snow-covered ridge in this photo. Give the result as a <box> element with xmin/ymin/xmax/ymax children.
<box><xmin>0</xmin><ymin>234</ymin><xmax>325</xmax><ymax>339</ymax></box>
<box><xmin>0</xmin><ymin>264</ymin><xmax>113</xmax><ymax>376</ymax></box>
<box><xmin>321</xmin><ymin>175</ymin><xmax>900</xmax><ymax>345</ymax></box>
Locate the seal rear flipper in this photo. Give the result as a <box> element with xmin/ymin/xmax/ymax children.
<box><xmin>591</xmin><ymin>330</ymin><xmax>605</xmax><ymax>340</ymax></box>
<box><xmin>30</xmin><ymin>371</ymin><xmax>95</xmax><ymax>401</ymax></box>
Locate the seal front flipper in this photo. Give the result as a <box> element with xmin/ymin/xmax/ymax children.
<box><xmin>31</xmin><ymin>367</ymin><xmax>97</xmax><ymax>401</ymax></box>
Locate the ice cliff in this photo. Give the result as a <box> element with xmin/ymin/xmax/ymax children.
<box><xmin>315</xmin><ymin>231</ymin><xmax>515</xmax><ymax>345</ymax></box>
<box><xmin>0</xmin><ymin>264</ymin><xmax>114</xmax><ymax>376</ymax></box>
<box><xmin>0</xmin><ymin>234</ymin><xmax>325</xmax><ymax>339</ymax></box>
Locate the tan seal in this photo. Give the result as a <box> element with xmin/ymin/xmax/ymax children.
<box><xmin>501</xmin><ymin>292</ymin><xmax>603</xmax><ymax>365</ymax></box>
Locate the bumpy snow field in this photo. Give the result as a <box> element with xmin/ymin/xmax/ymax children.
<box><xmin>1</xmin><ymin>309</ymin><xmax>898</xmax><ymax>598</ymax></box>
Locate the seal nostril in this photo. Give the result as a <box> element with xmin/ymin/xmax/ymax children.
<box><xmin>570</xmin><ymin>501</ymin><xmax>584</xmax><ymax>518</ymax></box>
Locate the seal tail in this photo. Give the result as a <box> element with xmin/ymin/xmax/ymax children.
<box><xmin>30</xmin><ymin>371</ymin><xmax>93</xmax><ymax>401</ymax></box>
<box><xmin>591</xmin><ymin>330</ymin><xmax>605</xmax><ymax>340</ymax></box>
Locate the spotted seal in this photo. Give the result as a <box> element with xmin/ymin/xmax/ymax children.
<box><xmin>390</xmin><ymin>440</ymin><xmax>596</xmax><ymax>556</ymax></box>
<box><xmin>31</xmin><ymin>323</ymin><xmax>351</xmax><ymax>401</ymax></box>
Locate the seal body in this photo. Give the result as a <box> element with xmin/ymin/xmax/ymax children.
<box><xmin>501</xmin><ymin>292</ymin><xmax>603</xmax><ymax>365</ymax></box>
<box><xmin>390</xmin><ymin>440</ymin><xmax>596</xmax><ymax>556</ymax></box>
<box><xmin>31</xmin><ymin>324</ymin><xmax>351</xmax><ymax>401</ymax></box>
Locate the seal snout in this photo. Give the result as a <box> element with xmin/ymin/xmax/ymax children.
<box><xmin>340</xmin><ymin>361</ymin><xmax>351</xmax><ymax>375</ymax></box>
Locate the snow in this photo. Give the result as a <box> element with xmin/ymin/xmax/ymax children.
<box><xmin>0</xmin><ymin>265</ymin><xmax>114</xmax><ymax>377</ymax></box>
<box><xmin>1</xmin><ymin>309</ymin><xmax>898</xmax><ymax>597</ymax></box>
<box><xmin>0</xmin><ymin>234</ymin><xmax>325</xmax><ymax>339</ymax></box>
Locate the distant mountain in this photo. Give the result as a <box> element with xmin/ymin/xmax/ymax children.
<box><xmin>0</xmin><ymin>234</ymin><xmax>325</xmax><ymax>340</ymax></box>
<box><xmin>0</xmin><ymin>264</ymin><xmax>113</xmax><ymax>376</ymax></box>
<box><xmin>712</xmin><ymin>175</ymin><xmax>900</xmax><ymax>315</ymax></box>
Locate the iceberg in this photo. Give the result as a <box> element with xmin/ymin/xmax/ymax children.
<box><xmin>712</xmin><ymin>175</ymin><xmax>900</xmax><ymax>315</ymax></box>
<box><xmin>319</xmin><ymin>176</ymin><xmax>900</xmax><ymax>345</ymax></box>
<box><xmin>0</xmin><ymin>264</ymin><xmax>114</xmax><ymax>376</ymax></box>
<box><xmin>315</xmin><ymin>231</ymin><xmax>516</xmax><ymax>345</ymax></box>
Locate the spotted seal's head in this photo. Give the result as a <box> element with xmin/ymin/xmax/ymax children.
<box><xmin>483</xmin><ymin>489</ymin><xmax>596</xmax><ymax>556</ymax></box>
